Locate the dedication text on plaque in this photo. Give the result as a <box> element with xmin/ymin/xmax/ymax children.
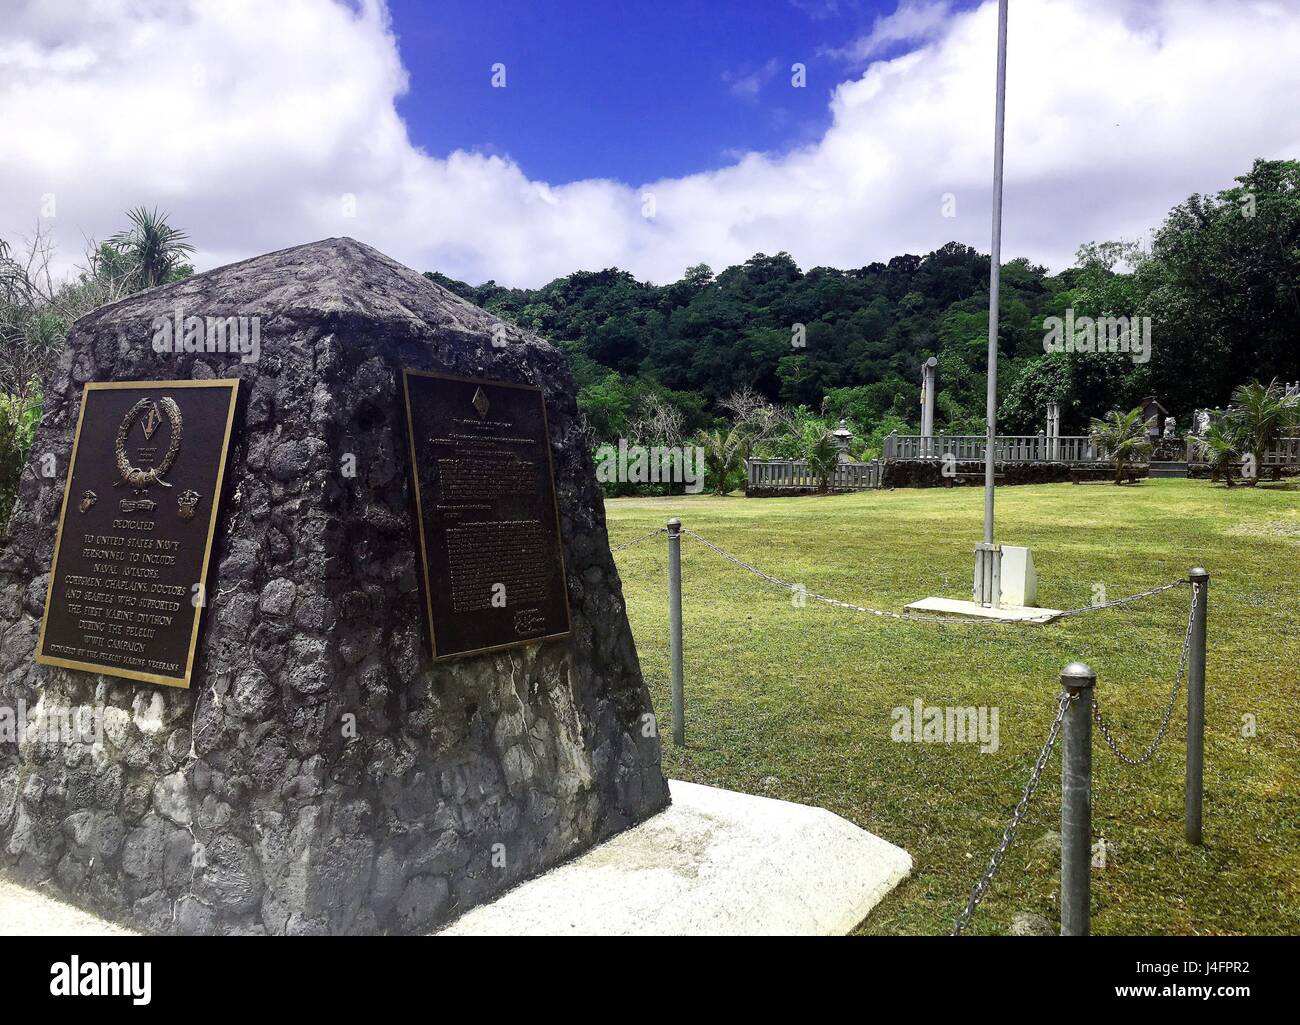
<box><xmin>402</xmin><ymin>370</ymin><xmax>570</xmax><ymax>659</ymax></box>
<box><xmin>36</xmin><ymin>380</ymin><xmax>240</xmax><ymax>688</ymax></box>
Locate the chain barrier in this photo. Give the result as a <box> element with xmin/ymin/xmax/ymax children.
<box><xmin>610</xmin><ymin>524</ymin><xmax>1201</xmax><ymax>933</ymax></box>
<box><xmin>675</xmin><ymin>526</ymin><xmax>1187</xmax><ymax>626</ymax></box>
<box><xmin>951</xmin><ymin>689</ymin><xmax>1076</xmax><ymax>936</ymax></box>
<box><xmin>608</xmin><ymin>527</ymin><xmax>667</xmax><ymax>553</ymax></box>
<box><xmin>1052</xmin><ymin>578</ymin><xmax>1188</xmax><ymax>619</ymax></box>
<box><xmin>1091</xmin><ymin>581</ymin><xmax>1198</xmax><ymax>766</ymax></box>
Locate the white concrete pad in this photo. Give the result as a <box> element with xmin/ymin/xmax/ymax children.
<box><xmin>905</xmin><ymin>596</ymin><xmax>1062</xmax><ymax>623</ymax></box>
<box><xmin>1</xmin><ymin>782</ymin><xmax>912</xmax><ymax>937</ymax></box>
<box><xmin>439</xmin><ymin>779</ymin><xmax>912</xmax><ymax>936</ymax></box>
<box><xmin>0</xmin><ymin>877</ymin><xmax>135</xmax><ymax>936</ymax></box>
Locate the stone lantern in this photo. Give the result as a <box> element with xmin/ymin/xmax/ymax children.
<box><xmin>831</xmin><ymin>418</ymin><xmax>854</xmax><ymax>462</ymax></box>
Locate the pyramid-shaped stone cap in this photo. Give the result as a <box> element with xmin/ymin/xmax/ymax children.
<box><xmin>79</xmin><ymin>237</ymin><xmax>535</xmax><ymax>353</ymax></box>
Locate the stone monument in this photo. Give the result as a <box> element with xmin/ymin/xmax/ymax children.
<box><xmin>0</xmin><ymin>238</ymin><xmax>669</xmax><ymax>934</ymax></box>
<box><xmin>1139</xmin><ymin>395</ymin><xmax>1168</xmax><ymax>440</ymax></box>
<box><xmin>831</xmin><ymin>419</ymin><xmax>854</xmax><ymax>463</ymax></box>
<box><xmin>1045</xmin><ymin>401</ymin><xmax>1061</xmax><ymax>461</ymax></box>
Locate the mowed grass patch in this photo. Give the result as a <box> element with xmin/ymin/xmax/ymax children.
<box><xmin>606</xmin><ymin>478</ymin><xmax>1300</xmax><ymax>935</ymax></box>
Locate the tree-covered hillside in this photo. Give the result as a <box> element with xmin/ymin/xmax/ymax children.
<box><xmin>427</xmin><ymin>159</ymin><xmax>1299</xmax><ymax>446</ymax></box>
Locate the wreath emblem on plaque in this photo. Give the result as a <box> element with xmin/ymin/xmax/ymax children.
<box><xmin>115</xmin><ymin>396</ymin><xmax>182</xmax><ymax>489</ymax></box>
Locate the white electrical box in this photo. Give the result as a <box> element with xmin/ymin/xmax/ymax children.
<box><xmin>999</xmin><ymin>545</ymin><xmax>1038</xmax><ymax>607</ymax></box>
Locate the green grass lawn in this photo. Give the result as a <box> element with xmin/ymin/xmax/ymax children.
<box><xmin>605</xmin><ymin>478</ymin><xmax>1300</xmax><ymax>935</ymax></box>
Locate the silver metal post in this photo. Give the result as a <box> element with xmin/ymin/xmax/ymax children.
<box><xmin>1186</xmin><ymin>568</ymin><xmax>1209</xmax><ymax>844</ymax></box>
<box><xmin>667</xmin><ymin>518</ymin><xmax>685</xmax><ymax>747</ymax></box>
<box><xmin>1060</xmin><ymin>661</ymin><xmax>1095</xmax><ymax>936</ymax></box>
<box><xmin>982</xmin><ymin>0</ymin><xmax>1013</xmax><ymax>548</ymax></box>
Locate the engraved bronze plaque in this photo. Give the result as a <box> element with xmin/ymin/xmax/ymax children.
<box><xmin>402</xmin><ymin>370</ymin><xmax>571</xmax><ymax>660</ymax></box>
<box><xmin>36</xmin><ymin>380</ymin><xmax>240</xmax><ymax>689</ymax></box>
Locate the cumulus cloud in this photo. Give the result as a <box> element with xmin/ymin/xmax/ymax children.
<box><xmin>1</xmin><ymin>0</ymin><xmax>1298</xmax><ymax>288</ymax></box>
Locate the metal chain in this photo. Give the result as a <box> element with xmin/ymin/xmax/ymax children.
<box><xmin>1053</xmin><ymin>578</ymin><xmax>1187</xmax><ymax>618</ymax></box>
<box><xmin>609</xmin><ymin>527</ymin><xmax>667</xmax><ymax>553</ymax></box>
<box><xmin>951</xmin><ymin>689</ymin><xmax>1076</xmax><ymax>936</ymax></box>
<box><xmin>682</xmin><ymin>528</ymin><xmax>985</xmax><ymax>623</ymax></box>
<box><xmin>1092</xmin><ymin>582</ymin><xmax>1198</xmax><ymax>766</ymax></box>
<box><xmin>680</xmin><ymin>527</ymin><xmax>1187</xmax><ymax>626</ymax></box>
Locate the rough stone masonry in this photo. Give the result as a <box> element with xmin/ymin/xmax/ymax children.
<box><xmin>0</xmin><ymin>238</ymin><xmax>669</xmax><ymax>934</ymax></box>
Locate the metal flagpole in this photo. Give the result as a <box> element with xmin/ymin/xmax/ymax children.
<box><xmin>984</xmin><ymin>0</ymin><xmax>1008</xmax><ymax>546</ymax></box>
<box><xmin>972</xmin><ymin>0</ymin><xmax>1009</xmax><ymax>607</ymax></box>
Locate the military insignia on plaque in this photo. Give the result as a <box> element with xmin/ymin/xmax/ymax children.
<box><xmin>36</xmin><ymin>380</ymin><xmax>240</xmax><ymax>689</ymax></box>
<box><xmin>116</xmin><ymin>395</ymin><xmax>182</xmax><ymax>490</ymax></box>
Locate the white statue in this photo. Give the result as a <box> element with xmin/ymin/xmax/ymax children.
<box><xmin>1162</xmin><ymin>416</ymin><xmax>1177</xmax><ymax>440</ymax></box>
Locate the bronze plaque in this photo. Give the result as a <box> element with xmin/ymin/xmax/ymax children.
<box><xmin>36</xmin><ymin>380</ymin><xmax>240</xmax><ymax>689</ymax></box>
<box><xmin>402</xmin><ymin>370</ymin><xmax>570</xmax><ymax>660</ymax></box>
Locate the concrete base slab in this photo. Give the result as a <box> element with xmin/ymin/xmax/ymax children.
<box><xmin>906</xmin><ymin>596</ymin><xmax>1062</xmax><ymax>623</ymax></box>
<box><xmin>1</xmin><ymin>781</ymin><xmax>911</xmax><ymax>937</ymax></box>
<box><xmin>0</xmin><ymin>877</ymin><xmax>135</xmax><ymax>937</ymax></box>
<box><xmin>439</xmin><ymin>779</ymin><xmax>912</xmax><ymax>936</ymax></box>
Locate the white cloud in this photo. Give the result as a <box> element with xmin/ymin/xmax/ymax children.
<box><xmin>2</xmin><ymin>0</ymin><xmax>1298</xmax><ymax>289</ymax></box>
<box><xmin>821</xmin><ymin>0</ymin><xmax>955</xmax><ymax>63</ymax></box>
<box><xmin>723</xmin><ymin>58</ymin><xmax>783</xmax><ymax>99</ymax></box>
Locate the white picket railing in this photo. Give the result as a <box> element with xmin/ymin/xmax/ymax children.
<box><xmin>748</xmin><ymin>434</ymin><xmax>1297</xmax><ymax>491</ymax></box>
<box><xmin>1262</xmin><ymin>436</ymin><xmax>1300</xmax><ymax>466</ymax></box>
<box><xmin>1186</xmin><ymin>435</ymin><xmax>1300</xmax><ymax>466</ymax></box>
<box><xmin>883</xmin><ymin>433</ymin><xmax>1099</xmax><ymax>463</ymax></box>
<box><xmin>746</xmin><ymin>458</ymin><xmax>882</xmax><ymax>492</ymax></box>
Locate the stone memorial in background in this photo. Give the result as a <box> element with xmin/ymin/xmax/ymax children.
<box><xmin>0</xmin><ymin>237</ymin><xmax>669</xmax><ymax>934</ymax></box>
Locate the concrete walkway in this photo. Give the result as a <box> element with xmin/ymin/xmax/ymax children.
<box><xmin>0</xmin><ymin>877</ymin><xmax>135</xmax><ymax>936</ymax></box>
<box><xmin>0</xmin><ymin>780</ymin><xmax>911</xmax><ymax>936</ymax></box>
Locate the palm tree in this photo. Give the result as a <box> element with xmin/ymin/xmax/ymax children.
<box><xmin>1224</xmin><ymin>379</ymin><xmax>1300</xmax><ymax>485</ymax></box>
<box><xmin>803</xmin><ymin>426</ymin><xmax>840</xmax><ymax>494</ymax></box>
<box><xmin>1089</xmin><ymin>408</ymin><xmax>1152</xmax><ymax>484</ymax></box>
<box><xmin>107</xmin><ymin>207</ymin><xmax>194</xmax><ymax>289</ymax></box>
<box><xmin>697</xmin><ymin>425</ymin><xmax>747</xmax><ymax>495</ymax></box>
<box><xmin>1187</xmin><ymin>420</ymin><xmax>1243</xmax><ymax>487</ymax></box>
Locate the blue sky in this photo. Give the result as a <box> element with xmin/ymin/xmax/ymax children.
<box><xmin>4</xmin><ymin>1</ymin><xmax>1298</xmax><ymax>287</ymax></box>
<box><xmin>386</xmin><ymin>0</ymin><xmax>974</xmax><ymax>184</ymax></box>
